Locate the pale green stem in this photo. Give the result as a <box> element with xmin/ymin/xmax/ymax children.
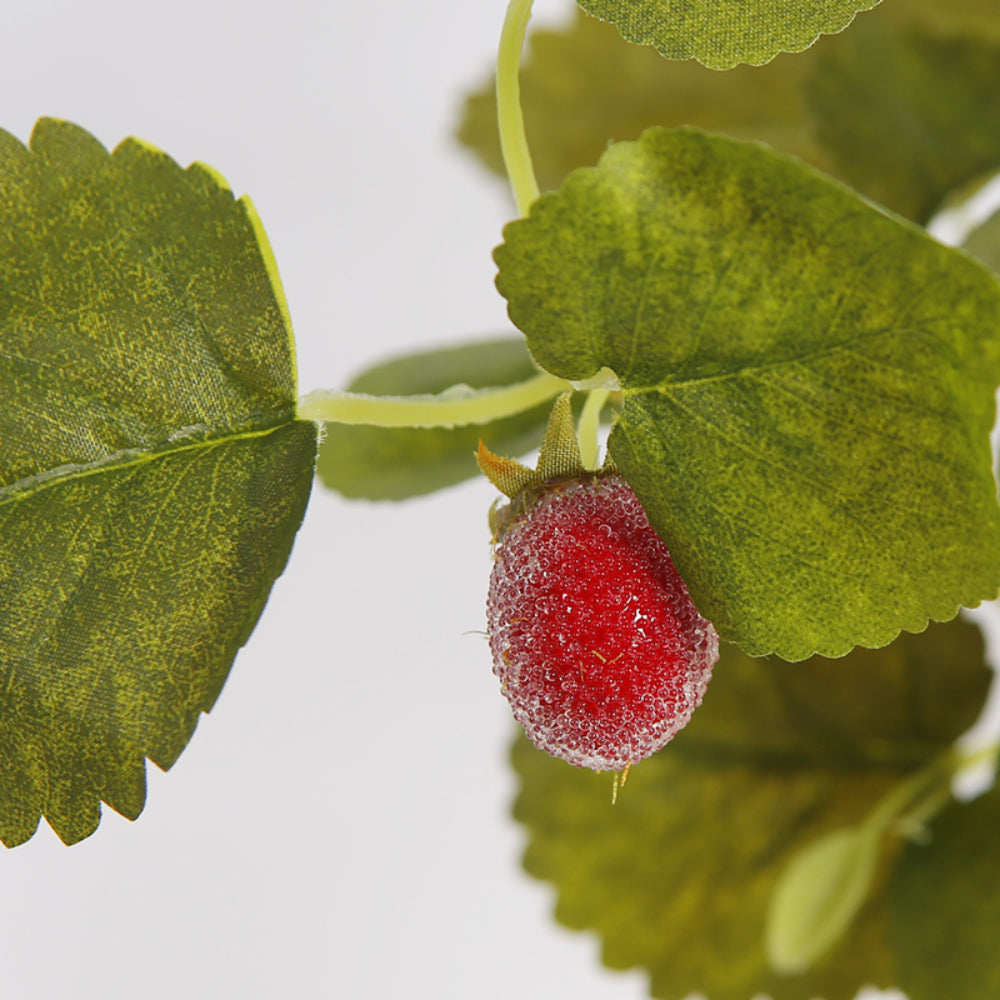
<box><xmin>866</xmin><ymin>739</ymin><xmax>1000</xmax><ymax>842</ymax></box>
<box><xmin>577</xmin><ymin>388</ymin><xmax>609</xmax><ymax>470</ymax></box>
<box><xmin>497</xmin><ymin>0</ymin><xmax>540</xmax><ymax>216</ymax></box>
<box><xmin>297</xmin><ymin>371</ymin><xmax>570</xmax><ymax>428</ymax></box>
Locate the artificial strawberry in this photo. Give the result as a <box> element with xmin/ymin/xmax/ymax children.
<box><xmin>480</xmin><ymin>396</ymin><xmax>718</xmax><ymax>772</ymax></box>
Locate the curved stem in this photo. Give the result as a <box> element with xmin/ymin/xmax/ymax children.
<box><xmin>497</xmin><ymin>0</ymin><xmax>540</xmax><ymax>216</ymax></box>
<box><xmin>297</xmin><ymin>371</ymin><xmax>570</xmax><ymax>428</ymax></box>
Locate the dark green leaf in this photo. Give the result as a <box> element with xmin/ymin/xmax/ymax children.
<box><xmin>965</xmin><ymin>209</ymin><xmax>1000</xmax><ymax>276</ymax></box>
<box><xmin>806</xmin><ymin>17</ymin><xmax>1000</xmax><ymax>223</ymax></box>
<box><xmin>316</xmin><ymin>337</ymin><xmax>551</xmax><ymax>500</ymax></box>
<box><xmin>891</xmin><ymin>783</ymin><xmax>1000</xmax><ymax>999</ymax></box>
<box><xmin>513</xmin><ymin>618</ymin><xmax>990</xmax><ymax>1000</ymax></box>
<box><xmin>456</xmin><ymin>11</ymin><xmax>828</xmax><ymax>196</ymax></box>
<box><xmin>0</xmin><ymin>119</ymin><xmax>316</xmax><ymax>845</ymax></box>
<box><xmin>495</xmin><ymin>127</ymin><xmax>1000</xmax><ymax>659</ymax></box>
<box><xmin>878</xmin><ymin>0</ymin><xmax>1000</xmax><ymax>41</ymax></box>
<box><xmin>574</xmin><ymin>0</ymin><xmax>881</xmax><ymax>69</ymax></box>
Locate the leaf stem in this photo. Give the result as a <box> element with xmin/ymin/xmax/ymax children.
<box><xmin>297</xmin><ymin>371</ymin><xmax>570</xmax><ymax>428</ymax></box>
<box><xmin>497</xmin><ymin>0</ymin><xmax>540</xmax><ymax>216</ymax></box>
<box><xmin>577</xmin><ymin>388</ymin><xmax>609</xmax><ymax>470</ymax></box>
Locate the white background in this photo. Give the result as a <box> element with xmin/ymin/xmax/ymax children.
<box><xmin>0</xmin><ymin>1</ymin><xmax>989</xmax><ymax>998</ymax></box>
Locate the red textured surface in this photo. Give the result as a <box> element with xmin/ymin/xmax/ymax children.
<box><xmin>487</xmin><ymin>475</ymin><xmax>718</xmax><ymax>771</ymax></box>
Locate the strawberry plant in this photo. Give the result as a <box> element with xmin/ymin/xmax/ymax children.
<box><xmin>4</xmin><ymin>0</ymin><xmax>1000</xmax><ymax>998</ymax></box>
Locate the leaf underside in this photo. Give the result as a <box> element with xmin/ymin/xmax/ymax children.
<box><xmin>574</xmin><ymin>0</ymin><xmax>882</xmax><ymax>69</ymax></box>
<box><xmin>316</xmin><ymin>337</ymin><xmax>551</xmax><ymax>500</ymax></box>
<box><xmin>495</xmin><ymin>126</ymin><xmax>1000</xmax><ymax>660</ymax></box>
<box><xmin>513</xmin><ymin>618</ymin><xmax>991</xmax><ymax>1000</ymax></box>
<box><xmin>0</xmin><ymin>119</ymin><xmax>316</xmax><ymax>845</ymax></box>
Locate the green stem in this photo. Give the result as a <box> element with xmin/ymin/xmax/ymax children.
<box><xmin>865</xmin><ymin>739</ymin><xmax>1000</xmax><ymax>842</ymax></box>
<box><xmin>297</xmin><ymin>371</ymin><xmax>570</xmax><ymax>428</ymax></box>
<box><xmin>497</xmin><ymin>0</ymin><xmax>540</xmax><ymax>216</ymax></box>
<box><xmin>577</xmin><ymin>388</ymin><xmax>609</xmax><ymax>470</ymax></box>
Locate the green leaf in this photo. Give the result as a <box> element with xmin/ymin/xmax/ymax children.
<box><xmin>965</xmin><ymin>209</ymin><xmax>1000</xmax><ymax>276</ymax></box>
<box><xmin>0</xmin><ymin>119</ymin><xmax>316</xmax><ymax>845</ymax></box>
<box><xmin>457</xmin><ymin>11</ymin><xmax>829</xmax><ymax>196</ymax></box>
<box><xmin>458</xmin><ymin>4</ymin><xmax>1000</xmax><ymax>225</ymax></box>
<box><xmin>574</xmin><ymin>0</ymin><xmax>882</xmax><ymax>69</ymax></box>
<box><xmin>512</xmin><ymin>618</ymin><xmax>990</xmax><ymax>1000</ymax></box>
<box><xmin>891</xmin><ymin>784</ymin><xmax>1000</xmax><ymax>1000</ymax></box>
<box><xmin>806</xmin><ymin>17</ymin><xmax>1000</xmax><ymax>223</ymax></box>
<box><xmin>495</xmin><ymin>127</ymin><xmax>1000</xmax><ymax>659</ymax></box>
<box><xmin>316</xmin><ymin>337</ymin><xmax>552</xmax><ymax>500</ymax></box>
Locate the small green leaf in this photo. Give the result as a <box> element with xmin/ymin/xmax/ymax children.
<box><xmin>315</xmin><ymin>337</ymin><xmax>552</xmax><ymax>500</ymax></box>
<box><xmin>891</xmin><ymin>785</ymin><xmax>1000</xmax><ymax>999</ymax></box>
<box><xmin>495</xmin><ymin>127</ymin><xmax>1000</xmax><ymax>659</ymax></box>
<box><xmin>0</xmin><ymin>119</ymin><xmax>316</xmax><ymax>845</ymax></box>
<box><xmin>965</xmin><ymin>209</ymin><xmax>1000</xmax><ymax>276</ymax></box>
<box><xmin>806</xmin><ymin>17</ymin><xmax>1000</xmax><ymax>222</ymax></box>
<box><xmin>574</xmin><ymin>0</ymin><xmax>881</xmax><ymax>69</ymax></box>
<box><xmin>766</xmin><ymin>824</ymin><xmax>881</xmax><ymax>975</ymax></box>
<box><xmin>512</xmin><ymin>618</ymin><xmax>990</xmax><ymax>1000</ymax></box>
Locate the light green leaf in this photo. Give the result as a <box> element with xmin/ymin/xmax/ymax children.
<box><xmin>965</xmin><ymin>209</ymin><xmax>1000</xmax><ymax>276</ymax></box>
<box><xmin>891</xmin><ymin>785</ymin><xmax>1000</xmax><ymax>1000</ymax></box>
<box><xmin>495</xmin><ymin>127</ymin><xmax>1000</xmax><ymax>659</ymax></box>
<box><xmin>512</xmin><ymin>618</ymin><xmax>990</xmax><ymax>1000</ymax></box>
<box><xmin>316</xmin><ymin>337</ymin><xmax>553</xmax><ymax>500</ymax></box>
<box><xmin>806</xmin><ymin>16</ymin><xmax>1000</xmax><ymax>222</ymax></box>
<box><xmin>574</xmin><ymin>0</ymin><xmax>882</xmax><ymax>69</ymax></box>
<box><xmin>0</xmin><ymin>119</ymin><xmax>316</xmax><ymax>845</ymax></box>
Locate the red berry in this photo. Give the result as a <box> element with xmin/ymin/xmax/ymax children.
<box><xmin>487</xmin><ymin>474</ymin><xmax>718</xmax><ymax>771</ymax></box>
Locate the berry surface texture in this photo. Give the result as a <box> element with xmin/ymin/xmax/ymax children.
<box><xmin>487</xmin><ymin>474</ymin><xmax>719</xmax><ymax>771</ymax></box>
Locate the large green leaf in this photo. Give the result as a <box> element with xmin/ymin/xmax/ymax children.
<box><xmin>891</xmin><ymin>784</ymin><xmax>1000</xmax><ymax>999</ymax></box>
<box><xmin>575</xmin><ymin>0</ymin><xmax>881</xmax><ymax>69</ymax></box>
<box><xmin>0</xmin><ymin>119</ymin><xmax>316</xmax><ymax>845</ymax></box>
<box><xmin>316</xmin><ymin>337</ymin><xmax>552</xmax><ymax>500</ymax></box>
<box><xmin>495</xmin><ymin>127</ymin><xmax>1000</xmax><ymax>660</ymax></box>
<box><xmin>513</xmin><ymin>618</ymin><xmax>991</xmax><ymax>1000</ymax></box>
<box><xmin>457</xmin><ymin>11</ymin><xmax>827</xmax><ymax>196</ymax></box>
<box><xmin>458</xmin><ymin>3</ymin><xmax>1000</xmax><ymax>224</ymax></box>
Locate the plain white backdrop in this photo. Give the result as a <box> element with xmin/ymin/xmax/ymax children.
<box><xmin>0</xmin><ymin>1</ymin><xmax>989</xmax><ymax>998</ymax></box>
